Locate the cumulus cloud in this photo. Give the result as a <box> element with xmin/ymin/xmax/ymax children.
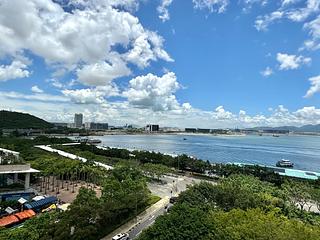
<box><xmin>213</xmin><ymin>106</ymin><xmax>234</xmax><ymax>120</ymax></box>
<box><xmin>304</xmin><ymin>75</ymin><xmax>320</xmax><ymax>98</ymax></box>
<box><xmin>0</xmin><ymin>60</ymin><xmax>30</xmax><ymax>81</ymax></box>
<box><xmin>157</xmin><ymin>0</ymin><xmax>173</xmax><ymax>22</ymax></box>
<box><xmin>0</xmin><ymin>0</ymin><xmax>172</xmax><ymax>83</ymax></box>
<box><xmin>260</xmin><ymin>67</ymin><xmax>273</xmax><ymax>77</ymax></box>
<box><xmin>192</xmin><ymin>0</ymin><xmax>229</xmax><ymax>13</ymax></box>
<box><xmin>2</xmin><ymin>89</ymin><xmax>320</xmax><ymax>128</ymax></box>
<box><xmin>276</xmin><ymin>53</ymin><xmax>311</xmax><ymax>70</ymax></box>
<box><xmin>31</xmin><ymin>85</ymin><xmax>44</xmax><ymax>93</ymax></box>
<box><xmin>62</xmin><ymin>85</ymin><xmax>119</xmax><ymax>104</ymax></box>
<box><xmin>124</xmin><ymin>31</ymin><xmax>173</xmax><ymax>68</ymax></box>
<box><xmin>123</xmin><ymin>72</ymin><xmax>185</xmax><ymax>111</ymax></box>
<box><xmin>76</xmin><ymin>59</ymin><xmax>131</xmax><ymax>86</ymax></box>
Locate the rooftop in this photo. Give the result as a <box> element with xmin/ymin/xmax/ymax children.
<box><xmin>232</xmin><ymin>162</ymin><xmax>320</xmax><ymax>180</ymax></box>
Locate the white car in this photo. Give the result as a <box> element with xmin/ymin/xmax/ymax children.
<box><xmin>112</xmin><ymin>233</ymin><xmax>129</xmax><ymax>240</ymax></box>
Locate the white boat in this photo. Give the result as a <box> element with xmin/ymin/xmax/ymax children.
<box><xmin>276</xmin><ymin>159</ymin><xmax>294</xmax><ymax>168</ymax></box>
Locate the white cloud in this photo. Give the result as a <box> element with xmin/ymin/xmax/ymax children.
<box><xmin>2</xmin><ymin>89</ymin><xmax>320</xmax><ymax>128</ymax></box>
<box><xmin>0</xmin><ymin>60</ymin><xmax>30</xmax><ymax>81</ymax></box>
<box><xmin>240</xmin><ymin>0</ymin><xmax>268</xmax><ymax>12</ymax></box>
<box><xmin>0</xmin><ymin>91</ymin><xmax>68</xmax><ymax>103</ymax></box>
<box><xmin>294</xmin><ymin>106</ymin><xmax>320</xmax><ymax>120</ymax></box>
<box><xmin>0</xmin><ymin>0</ymin><xmax>172</xmax><ymax>82</ymax></box>
<box><xmin>281</xmin><ymin>0</ymin><xmax>299</xmax><ymax>6</ymax></box>
<box><xmin>260</xmin><ymin>67</ymin><xmax>273</xmax><ymax>77</ymax></box>
<box><xmin>255</xmin><ymin>11</ymin><xmax>284</xmax><ymax>31</ymax></box>
<box><xmin>276</xmin><ymin>53</ymin><xmax>311</xmax><ymax>70</ymax></box>
<box><xmin>303</xmin><ymin>15</ymin><xmax>320</xmax><ymax>50</ymax></box>
<box><xmin>31</xmin><ymin>85</ymin><xmax>44</xmax><ymax>93</ymax></box>
<box><xmin>286</xmin><ymin>0</ymin><xmax>320</xmax><ymax>21</ymax></box>
<box><xmin>213</xmin><ymin>106</ymin><xmax>234</xmax><ymax>120</ymax></box>
<box><xmin>192</xmin><ymin>0</ymin><xmax>229</xmax><ymax>13</ymax></box>
<box><xmin>157</xmin><ymin>0</ymin><xmax>173</xmax><ymax>22</ymax></box>
<box><xmin>124</xmin><ymin>31</ymin><xmax>173</xmax><ymax>68</ymax></box>
<box><xmin>76</xmin><ymin>59</ymin><xmax>131</xmax><ymax>86</ymax></box>
<box><xmin>123</xmin><ymin>72</ymin><xmax>184</xmax><ymax>111</ymax></box>
<box><xmin>62</xmin><ymin>85</ymin><xmax>119</xmax><ymax>104</ymax></box>
<box><xmin>255</xmin><ymin>0</ymin><xmax>320</xmax><ymax>31</ymax></box>
<box><xmin>304</xmin><ymin>75</ymin><xmax>320</xmax><ymax>98</ymax></box>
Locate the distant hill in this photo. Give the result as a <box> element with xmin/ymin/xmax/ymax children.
<box><xmin>248</xmin><ymin>124</ymin><xmax>320</xmax><ymax>133</ymax></box>
<box><xmin>0</xmin><ymin>110</ymin><xmax>53</xmax><ymax>129</ymax></box>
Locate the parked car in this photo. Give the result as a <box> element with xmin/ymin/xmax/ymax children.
<box><xmin>112</xmin><ymin>233</ymin><xmax>129</xmax><ymax>240</ymax></box>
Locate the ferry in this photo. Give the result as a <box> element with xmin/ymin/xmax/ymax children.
<box><xmin>75</xmin><ymin>137</ymin><xmax>101</xmax><ymax>144</ymax></box>
<box><xmin>87</xmin><ymin>139</ymin><xmax>102</xmax><ymax>144</ymax></box>
<box><xmin>276</xmin><ymin>159</ymin><xmax>294</xmax><ymax>168</ymax></box>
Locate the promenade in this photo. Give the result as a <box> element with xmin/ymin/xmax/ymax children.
<box><xmin>35</xmin><ymin>145</ymin><xmax>113</xmax><ymax>170</ymax></box>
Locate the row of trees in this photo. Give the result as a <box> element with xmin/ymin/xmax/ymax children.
<box><xmin>59</xmin><ymin>143</ymin><xmax>211</xmax><ymax>174</ymax></box>
<box><xmin>138</xmin><ymin>174</ymin><xmax>320</xmax><ymax>240</ymax></box>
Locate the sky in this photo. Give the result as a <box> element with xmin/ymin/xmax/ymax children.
<box><xmin>0</xmin><ymin>0</ymin><xmax>320</xmax><ymax>128</ymax></box>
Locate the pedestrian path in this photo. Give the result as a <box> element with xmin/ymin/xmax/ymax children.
<box><xmin>35</xmin><ymin>145</ymin><xmax>113</xmax><ymax>170</ymax></box>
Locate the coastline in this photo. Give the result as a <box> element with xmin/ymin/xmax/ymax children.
<box><xmin>88</xmin><ymin>131</ymin><xmax>247</xmax><ymax>137</ymax></box>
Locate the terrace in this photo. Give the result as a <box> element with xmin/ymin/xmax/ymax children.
<box><xmin>0</xmin><ymin>148</ymin><xmax>40</xmax><ymax>193</ymax></box>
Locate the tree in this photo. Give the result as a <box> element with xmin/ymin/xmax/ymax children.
<box><xmin>141</xmin><ymin>163</ymin><xmax>171</xmax><ymax>180</ymax></box>
<box><xmin>212</xmin><ymin>174</ymin><xmax>282</xmax><ymax>211</ymax></box>
<box><xmin>138</xmin><ymin>203</ymin><xmax>210</xmax><ymax>240</ymax></box>
<box><xmin>207</xmin><ymin>208</ymin><xmax>320</xmax><ymax>240</ymax></box>
<box><xmin>282</xmin><ymin>180</ymin><xmax>313</xmax><ymax>211</ymax></box>
<box><xmin>54</xmin><ymin>188</ymin><xmax>101</xmax><ymax>240</ymax></box>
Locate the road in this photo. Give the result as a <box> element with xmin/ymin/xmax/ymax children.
<box><xmin>148</xmin><ymin>174</ymin><xmax>203</xmax><ymax>198</ymax></box>
<box><xmin>127</xmin><ymin>203</ymin><xmax>169</xmax><ymax>239</ymax></box>
<box><xmin>102</xmin><ymin>197</ymin><xmax>169</xmax><ymax>240</ymax></box>
<box><xmin>103</xmin><ymin>175</ymin><xmax>208</xmax><ymax>239</ymax></box>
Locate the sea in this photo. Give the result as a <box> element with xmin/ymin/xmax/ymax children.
<box><xmin>95</xmin><ymin>134</ymin><xmax>320</xmax><ymax>172</ymax></box>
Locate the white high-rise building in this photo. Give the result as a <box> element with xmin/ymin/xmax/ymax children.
<box><xmin>74</xmin><ymin>113</ymin><xmax>83</xmax><ymax>128</ymax></box>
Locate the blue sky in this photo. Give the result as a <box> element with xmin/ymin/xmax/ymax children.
<box><xmin>0</xmin><ymin>0</ymin><xmax>320</xmax><ymax>128</ymax></box>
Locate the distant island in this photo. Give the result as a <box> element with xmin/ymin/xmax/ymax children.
<box><xmin>247</xmin><ymin>125</ymin><xmax>320</xmax><ymax>133</ymax></box>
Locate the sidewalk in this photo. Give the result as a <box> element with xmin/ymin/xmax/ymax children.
<box><xmin>101</xmin><ymin>196</ymin><xmax>169</xmax><ymax>240</ymax></box>
<box><xmin>35</xmin><ymin>145</ymin><xmax>113</xmax><ymax>170</ymax></box>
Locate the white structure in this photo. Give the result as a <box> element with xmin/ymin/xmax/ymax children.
<box><xmin>35</xmin><ymin>145</ymin><xmax>113</xmax><ymax>170</ymax></box>
<box><xmin>0</xmin><ymin>164</ymin><xmax>40</xmax><ymax>190</ymax></box>
<box><xmin>0</xmin><ymin>148</ymin><xmax>40</xmax><ymax>190</ymax></box>
<box><xmin>74</xmin><ymin>113</ymin><xmax>83</xmax><ymax>128</ymax></box>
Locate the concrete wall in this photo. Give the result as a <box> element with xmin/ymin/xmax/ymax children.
<box><xmin>0</xmin><ymin>164</ymin><xmax>31</xmax><ymax>172</ymax></box>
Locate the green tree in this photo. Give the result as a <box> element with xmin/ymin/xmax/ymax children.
<box><xmin>141</xmin><ymin>163</ymin><xmax>171</xmax><ymax>180</ymax></box>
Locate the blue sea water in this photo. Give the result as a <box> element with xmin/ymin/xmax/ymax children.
<box><xmin>96</xmin><ymin>134</ymin><xmax>320</xmax><ymax>172</ymax></box>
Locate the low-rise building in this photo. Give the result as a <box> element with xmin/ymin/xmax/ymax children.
<box><xmin>84</xmin><ymin>122</ymin><xmax>108</xmax><ymax>130</ymax></box>
<box><xmin>0</xmin><ymin>148</ymin><xmax>40</xmax><ymax>196</ymax></box>
<box><xmin>145</xmin><ymin>124</ymin><xmax>159</xmax><ymax>132</ymax></box>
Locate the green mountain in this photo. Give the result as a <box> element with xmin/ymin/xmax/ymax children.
<box><xmin>0</xmin><ymin>110</ymin><xmax>53</xmax><ymax>129</ymax></box>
